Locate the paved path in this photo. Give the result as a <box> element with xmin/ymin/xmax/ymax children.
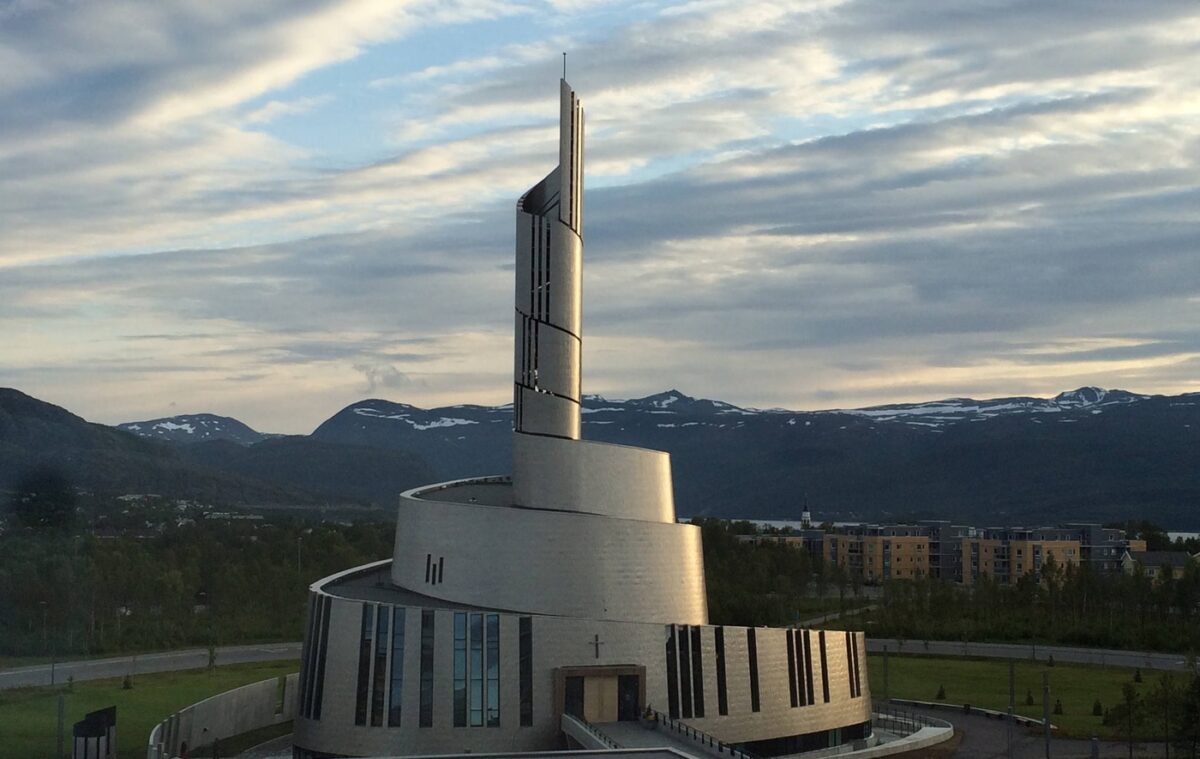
<box><xmin>797</xmin><ymin>604</ymin><xmax>878</xmax><ymax>627</ymax></box>
<box><xmin>867</xmin><ymin>640</ymin><xmax>1191</xmax><ymax>672</ymax></box>
<box><xmin>0</xmin><ymin>642</ymin><xmax>301</xmax><ymax>690</ymax></box>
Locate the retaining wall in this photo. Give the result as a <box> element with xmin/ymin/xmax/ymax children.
<box><xmin>146</xmin><ymin>672</ymin><xmax>298</xmax><ymax>759</ymax></box>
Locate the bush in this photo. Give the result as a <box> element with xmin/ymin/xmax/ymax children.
<box><xmin>936</xmin><ymin>684</ymin><xmax>946</xmax><ymax>700</ymax></box>
<box><xmin>1092</xmin><ymin>699</ymin><xmax>1103</xmax><ymax>716</ymax></box>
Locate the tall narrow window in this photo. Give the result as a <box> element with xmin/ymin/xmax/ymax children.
<box><xmin>665</xmin><ymin>626</ymin><xmax>680</xmax><ymax>719</ymax></box>
<box><xmin>519</xmin><ymin>617</ymin><xmax>533</xmax><ymax>726</ymax></box>
<box><xmin>469</xmin><ymin>613</ymin><xmax>484</xmax><ymax>727</ymax></box>
<box><xmin>844</xmin><ymin>633</ymin><xmax>856</xmax><ymax>698</ymax></box>
<box><xmin>690</xmin><ymin>626</ymin><xmax>705</xmax><ymax>718</ymax></box>
<box><xmin>486</xmin><ymin>614</ymin><xmax>500</xmax><ymax>727</ymax></box>
<box><xmin>388</xmin><ymin>608</ymin><xmax>406</xmax><ymax>726</ymax></box>
<box><xmin>300</xmin><ymin>594</ymin><xmax>319</xmax><ymax>718</ymax></box>
<box><xmin>786</xmin><ymin>629</ymin><xmax>798</xmax><ymax>707</ymax></box>
<box><xmin>818</xmin><ymin>631</ymin><xmax>830</xmax><ymax>703</ymax></box>
<box><xmin>453</xmin><ymin>613</ymin><xmax>468</xmax><ymax>727</ymax></box>
<box><xmin>371</xmin><ymin>606</ymin><xmax>389</xmax><ymax>726</ymax></box>
<box><xmin>419</xmin><ymin>610</ymin><xmax>435</xmax><ymax>727</ymax></box>
<box><xmin>794</xmin><ymin>630</ymin><xmax>808</xmax><ymax>705</ymax></box>
<box><xmin>851</xmin><ymin>633</ymin><xmax>862</xmax><ymax>698</ymax></box>
<box><xmin>312</xmin><ymin>596</ymin><xmax>331</xmax><ymax>719</ymax></box>
<box><xmin>679</xmin><ymin>625</ymin><xmax>693</xmax><ymax>719</ymax></box>
<box><xmin>355</xmin><ymin>604</ymin><xmax>375</xmax><ymax>726</ymax></box>
<box><xmin>803</xmin><ymin>630</ymin><xmax>815</xmax><ymax>706</ymax></box>
<box><xmin>714</xmin><ymin>627</ymin><xmax>728</xmax><ymax>716</ymax></box>
<box><xmin>747</xmin><ymin>628</ymin><xmax>760</xmax><ymax>713</ymax></box>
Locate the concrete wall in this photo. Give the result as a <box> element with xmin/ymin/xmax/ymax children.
<box><xmin>146</xmin><ymin>673</ymin><xmax>298</xmax><ymax>759</ymax></box>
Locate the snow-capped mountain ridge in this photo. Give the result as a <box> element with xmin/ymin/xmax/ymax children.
<box><xmin>838</xmin><ymin>387</ymin><xmax>1150</xmax><ymax>426</ymax></box>
<box><xmin>118</xmin><ymin>413</ymin><xmax>269</xmax><ymax>445</ymax></box>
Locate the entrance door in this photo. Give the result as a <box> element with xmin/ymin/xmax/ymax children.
<box><xmin>583</xmin><ymin>675</ymin><xmax>618</xmax><ymax>723</ymax></box>
<box><xmin>617</xmin><ymin>675</ymin><xmax>640</xmax><ymax>721</ymax></box>
<box><xmin>564</xmin><ymin>676</ymin><xmax>585</xmax><ymax>719</ymax></box>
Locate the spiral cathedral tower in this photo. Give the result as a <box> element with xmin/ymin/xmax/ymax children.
<box><xmin>290</xmin><ymin>80</ymin><xmax>871</xmax><ymax>759</ymax></box>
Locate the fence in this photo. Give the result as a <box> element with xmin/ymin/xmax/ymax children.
<box><xmin>647</xmin><ymin>710</ymin><xmax>758</xmax><ymax>759</ymax></box>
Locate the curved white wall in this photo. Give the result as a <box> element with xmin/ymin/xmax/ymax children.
<box><xmin>512</xmin><ymin>433</ymin><xmax>675</xmax><ymax>523</ymax></box>
<box><xmin>390</xmin><ymin>488</ymin><xmax>707</xmax><ymax>625</ymax></box>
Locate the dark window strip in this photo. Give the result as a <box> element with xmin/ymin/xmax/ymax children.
<box><xmin>419</xmin><ymin>610</ymin><xmax>435</xmax><ymax>727</ymax></box>
<box><xmin>747</xmin><ymin>628</ymin><xmax>760</xmax><ymax>713</ymax></box>
<box><xmin>819</xmin><ymin>631</ymin><xmax>830</xmax><ymax>703</ymax></box>
<box><xmin>690</xmin><ymin>625</ymin><xmax>705</xmax><ymax>718</ymax></box>
<box><xmin>665</xmin><ymin>625</ymin><xmax>680</xmax><ymax>720</ymax></box>
<box><xmin>803</xmin><ymin>630</ymin><xmax>815</xmax><ymax>706</ymax></box>
<box><xmin>679</xmin><ymin>625</ymin><xmax>693</xmax><ymax>719</ymax></box>
<box><xmin>786</xmin><ymin>629</ymin><xmax>798</xmax><ymax>708</ymax></box>
<box><xmin>714</xmin><ymin>626</ymin><xmax>728</xmax><ymax>716</ymax></box>
<box><xmin>354</xmin><ymin>603</ymin><xmax>373</xmax><ymax>726</ymax></box>
<box><xmin>519</xmin><ymin>617</ymin><xmax>533</xmax><ymax>726</ymax></box>
<box><xmin>312</xmin><ymin>596</ymin><xmax>332</xmax><ymax>719</ymax></box>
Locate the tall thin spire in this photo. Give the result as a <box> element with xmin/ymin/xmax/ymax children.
<box><xmin>512</xmin><ymin>81</ymin><xmax>584</xmax><ymax>439</ymax></box>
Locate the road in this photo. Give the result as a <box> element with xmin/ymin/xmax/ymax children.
<box><xmin>867</xmin><ymin>639</ymin><xmax>1191</xmax><ymax>672</ymax></box>
<box><xmin>0</xmin><ymin>642</ymin><xmax>301</xmax><ymax>690</ymax></box>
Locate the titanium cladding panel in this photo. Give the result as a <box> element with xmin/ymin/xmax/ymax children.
<box><xmin>514</xmin><ymin>80</ymin><xmax>584</xmax><ymax>440</ymax></box>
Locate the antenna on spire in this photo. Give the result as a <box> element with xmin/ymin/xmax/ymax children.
<box><xmin>562</xmin><ymin>52</ymin><xmax>567</xmax><ymax>79</ymax></box>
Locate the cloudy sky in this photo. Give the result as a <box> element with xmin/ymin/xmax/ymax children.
<box><xmin>2</xmin><ymin>0</ymin><xmax>1198</xmax><ymax>433</ymax></box>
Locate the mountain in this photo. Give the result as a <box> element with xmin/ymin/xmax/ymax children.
<box><xmin>0</xmin><ymin>389</ymin><xmax>433</xmax><ymax>510</ymax></box>
<box><xmin>118</xmin><ymin>413</ymin><xmax>270</xmax><ymax>445</ymax></box>
<box><xmin>311</xmin><ymin>387</ymin><xmax>1200</xmax><ymax>527</ymax></box>
<box><xmin>0</xmin><ymin>388</ymin><xmax>295</xmax><ymax>504</ymax></box>
<box><xmin>6</xmin><ymin>385</ymin><xmax>1200</xmax><ymax>526</ymax></box>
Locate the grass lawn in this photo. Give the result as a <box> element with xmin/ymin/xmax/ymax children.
<box><xmin>0</xmin><ymin>659</ymin><xmax>299</xmax><ymax>759</ymax></box>
<box><xmin>867</xmin><ymin>654</ymin><xmax>1174</xmax><ymax>739</ymax></box>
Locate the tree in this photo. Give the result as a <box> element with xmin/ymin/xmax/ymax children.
<box><xmin>6</xmin><ymin>466</ymin><xmax>77</xmax><ymax>531</ymax></box>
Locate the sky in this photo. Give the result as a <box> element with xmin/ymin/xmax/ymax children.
<box><xmin>2</xmin><ymin>0</ymin><xmax>1199</xmax><ymax>434</ymax></box>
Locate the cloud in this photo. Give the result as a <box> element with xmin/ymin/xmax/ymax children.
<box><xmin>1</xmin><ymin>0</ymin><xmax>1198</xmax><ymax>432</ymax></box>
<box><xmin>355</xmin><ymin>363</ymin><xmax>416</xmax><ymax>393</ymax></box>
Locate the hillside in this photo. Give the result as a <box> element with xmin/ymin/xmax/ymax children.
<box><xmin>0</xmin><ymin>389</ymin><xmax>432</xmax><ymax>509</ymax></box>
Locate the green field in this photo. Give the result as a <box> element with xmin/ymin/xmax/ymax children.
<box><xmin>867</xmin><ymin>654</ymin><xmax>1175</xmax><ymax>739</ymax></box>
<box><xmin>0</xmin><ymin>660</ymin><xmax>299</xmax><ymax>759</ymax></box>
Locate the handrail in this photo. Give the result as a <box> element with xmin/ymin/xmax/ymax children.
<box><xmin>871</xmin><ymin>702</ymin><xmax>950</xmax><ymax>734</ymax></box>
<box><xmin>648</xmin><ymin>710</ymin><xmax>758</xmax><ymax>759</ymax></box>
<box><xmin>561</xmin><ymin>713</ymin><xmax>621</xmax><ymax>749</ymax></box>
